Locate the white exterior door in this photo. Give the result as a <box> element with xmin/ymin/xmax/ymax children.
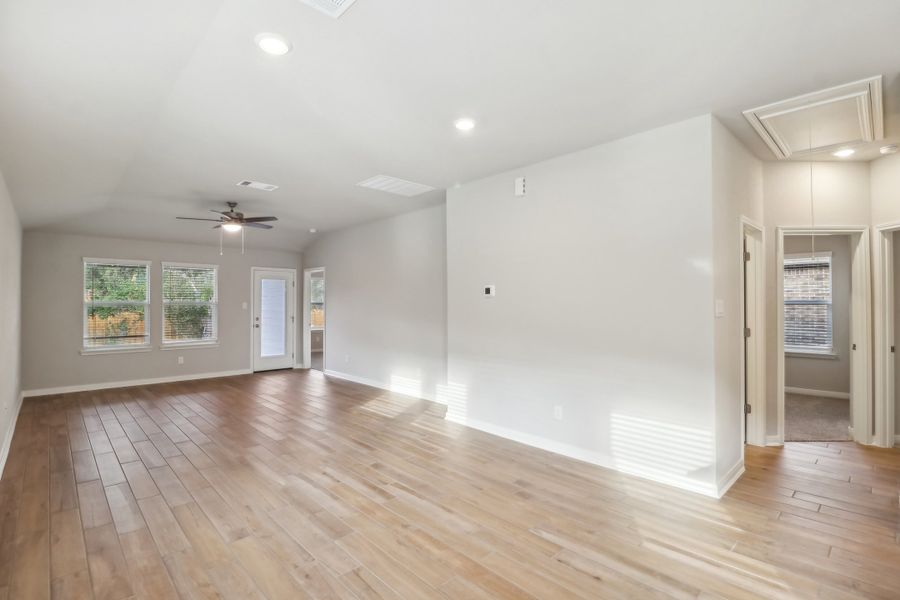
<box><xmin>253</xmin><ymin>269</ymin><xmax>295</xmax><ymax>372</ymax></box>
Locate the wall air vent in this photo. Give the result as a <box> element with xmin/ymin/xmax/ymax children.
<box><xmin>743</xmin><ymin>76</ymin><xmax>883</xmax><ymax>160</ymax></box>
<box><xmin>236</xmin><ymin>180</ymin><xmax>279</xmax><ymax>192</ymax></box>
<box><xmin>357</xmin><ymin>175</ymin><xmax>435</xmax><ymax>197</ymax></box>
<box><xmin>298</xmin><ymin>0</ymin><xmax>358</xmax><ymax>19</ymax></box>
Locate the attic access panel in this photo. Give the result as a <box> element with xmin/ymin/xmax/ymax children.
<box><xmin>743</xmin><ymin>76</ymin><xmax>883</xmax><ymax>159</ymax></box>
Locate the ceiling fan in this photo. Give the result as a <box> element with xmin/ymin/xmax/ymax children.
<box><xmin>177</xmin><ymin>201</ymin><xmax>278</xmax><ymax>232</ymax></box>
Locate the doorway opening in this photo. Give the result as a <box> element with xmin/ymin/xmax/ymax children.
<box><xmin>776</xmin><ymin>228</ymin><xmax>871</xmax><ymax>444</ymax></box>
<box><xmin>741</xmin><ymin>218</ymin><xmax>766</xmax><ymax>446</ymax></box>
<box><xmin>303</xmin><ymin>267</ymin><xmax>325</xmax><ymax>372</ymax></box>
<box><xmin>873</xmin><ymin>224</ymin><xmax>899</xmax><ymax>447</ymax></box>
<box><xmin>251</xmin><ymin>267</ymin><xmax>297</xmax><ymax>372</ymax></box>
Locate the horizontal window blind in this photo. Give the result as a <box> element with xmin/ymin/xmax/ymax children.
<box><xmin>83</xmin><ymin>261</ymin><xmax>150</xmax><ymax>348</ymax></box>
<box><xmin>784</xmin><ymin>255</ymin><xmax>832</xmax><ymax>352</ymax></box>
<box><xmin>162</xmin><ymin>264</ymin><xmax>218</xmax><ymax>343</ymax></box>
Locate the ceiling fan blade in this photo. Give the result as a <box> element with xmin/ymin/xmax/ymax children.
<box><xmin>209</xmin><ymin>210</ymin><xmax>232</xmax><ymax>217</ymax></box>
<box><xmin>241</xmin><ymin>216</ymin><xmax>278</xmax><ymax>223</ymax></box>
<box><xmin>177</xmin><ymin>217</ymin><xmax>224</xmax><ymax>222</ymax></box>
<box><xmin>243</xmin><ymin>222</ymin><xmax>274</xmax><ymax>229</ymax></box>
<box><xmin>212</xmin><ymin>224</ymin><xmax>221</xmax><ymax>229</ymax></box>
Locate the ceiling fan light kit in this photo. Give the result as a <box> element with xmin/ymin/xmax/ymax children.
<box><xmin>177</xmin><ymin>201</ymin><xmax>278</xmax><ymax>254</ymax></box>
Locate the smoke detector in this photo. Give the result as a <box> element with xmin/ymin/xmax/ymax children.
<box><xmin>357</xmin><ymin>175</ymin><xmax>435</xmax><ymax>197</ymax></box>
<box><xmin>237</xmin><ymin>180</ymin><xmax>279</xmax><ymax>192</ymax></box>
<box><xmin>298</xmin><ymin>0</ymin><xmax>358</xmax><ymax>19</ymax></box>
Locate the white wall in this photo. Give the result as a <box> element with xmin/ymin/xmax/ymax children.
<box><xmin>0</xmin><ymin>171</ymin><xmax>22</xmax><ymax>474</ymax></box>
<box><xmin>871</xmin><ymin>153</ymin><xmax>900</xmax><ymax>225</ymax></box>
<box><xmin>21</xmin><ymin>231</ymin><xmax>301</xmax><ymax>392</ymax></box>
<box><xmin>762</xmin><ymin>162</ymin><xmax>870</xmax><ymax>434</ymax></box>
<box><xmin>446</xmin><ymin>115</ymin><xmax>722</xmax><ymax>495</ymax></box>
<box><xmin>302</xmin><ymin>205</ymin><xmax>447</xmax><ymax>401</ymax></box>
<box><xmin>711</xmin><ymin>118</ymin><xmax>763</xmax><ymax>481</ymax></box>
<box><xmin>783</xmin><ymin>235</ymin><xmax>851</xmax><ymax>395</ymax></box>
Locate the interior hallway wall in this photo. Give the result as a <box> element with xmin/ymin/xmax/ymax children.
<box><xmin>0</xmin><ymin>170</ymin><xmax>22</xmax><ymax>474</ymax></box>
<box><xmin>762</xmin><ymin>162</ymin><xmax>870</xmax><ymax>436</ymax></box>
<box><xmin>21</xmin><ymin>231</ymin><xmax>302</xmax><ymax>392</ymax></box>
<box><xmin>446</xmin><ymin>115</ymin><xmax>721</xmax><ymax>495</ymax></box>
<box><xmin>302</xmin><ymin>205</ymin><xmax>447</xmax><ymax>401</ymax></box>
<box><xmin>711</xmin><ymin>118</ymin><xmax>763</xmax><ymax>479</ymax></box>
<box><xmin>783</xmin><ymin>235</ymin><xmax>851</xmax><ymax>395</ymax></box>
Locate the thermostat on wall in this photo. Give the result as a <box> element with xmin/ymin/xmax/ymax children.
<box><xmin>483</xmin><ymin>285</ymin><xmax>496</xmax><ymax>297</ymax></box>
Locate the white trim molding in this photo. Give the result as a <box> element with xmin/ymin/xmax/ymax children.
<box><xmin>22</xmin><ymin>369</ymin><xmax>252</xmax><ymax>398</ymax></box>
<box><xmin>766</xmin><ymin>435</ymin><xmax>784</xmax><ymax>446</ymax></box>
<box><xmin>717</xmin><ymin>460</ymin><xmax>745</xmax><ymax>498</ymax></box>
<box><xmin>445</xmin><ymin>413</ymin><xmax>722</xmax><ymax>498</ymax></box>
<box><xmin>0</xmin><ymin>391</ymin><xmax>25</xmax><ymax>480</ymax></box>
<box><xmin>784</xmin><ymin>387</ymin><xmax>851</xmax><ymax>400</ymax></box>
<box><xmin>323</xmin><ymin>369</ymin><xmax>438</xmax><ymax>403</ymax></box>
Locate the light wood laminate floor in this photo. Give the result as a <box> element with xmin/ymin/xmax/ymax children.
<box><xmin>1</xmin><ymin>370</ymin><xmax>899</xmax><ymax>599</ymax></box>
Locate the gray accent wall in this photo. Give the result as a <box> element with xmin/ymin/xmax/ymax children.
<box><xmin>302</xmin><ymin>205</ymin><xmax>447</xmax><ymax>400</ymax></box>
<box><xmin>783</xmin><ymin>234</ymin><xmax>852</xmax><ymax>395</ymax></box>
<box><xmin>0</xmin><ymin>170</ymin><xmax>22</xmax><ymax>464</ymax></box>
<box><xmin>21</xmin><ymin>231</ymin><xmax>301</xmax><ymax>392</ymax></box>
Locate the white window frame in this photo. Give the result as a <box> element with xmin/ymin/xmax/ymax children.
<box><xmin>161</xmin><ymin>261</ymin><xmax>219</xmax><ymax>348</ymax></box>
<box><xmin>783</xmin><ymin>251</ymin><xmax>834</xmax><ymax>356</ymax></box>
<box><xmin>82</xmin><ymin>258</ymin><xmax>152</xmax><ymax>354</ymax></box>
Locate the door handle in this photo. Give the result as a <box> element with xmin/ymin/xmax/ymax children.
<box><xmin>254</xmin><ymin>324</ymin><xmax>259</xmax><ymax>328</ymax></box>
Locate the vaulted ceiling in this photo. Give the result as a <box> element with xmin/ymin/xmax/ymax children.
<box><xmin>1</xmin><ymin>0</ymin><xmax>899</xmax><ymax>251</ymax></box>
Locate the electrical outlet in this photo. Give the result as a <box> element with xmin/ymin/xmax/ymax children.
<box><xmin>177</xmin><ymin>356</ymin><xmax>184</xmax><ymax>365</ymax></box>
<box><xmin>553</xmin><ymin>405</ymin><xmax>563</xmax><ymax>420</ymax></box>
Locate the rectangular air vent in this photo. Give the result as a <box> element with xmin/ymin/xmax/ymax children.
<box><xmin>743</xmin><ymin>76</ymin><xmax>883</xmax><ymax>160</ymax></box>
<box><xmin>237</xmin><ymin>180</ymin><xmax>279</xmax><ymax>192</ymax></box>
<box><xmin>298</xmin><ymin>0</ymin><xmax>358</xmax><ymax>19</ymax></box>
<box><xmin>357</xmin><ymin>175</ymin><xmax>435</xmax><ymax>197</ymax></box>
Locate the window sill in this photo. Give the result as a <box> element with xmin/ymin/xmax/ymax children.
<box><xmin>81</xmin><ymin>346</ymin><xmax>152</xmax><ymax>356</ymax></box>
<box><xmin>159</xmin><ymin>341</ymin><xmax>219</xmax><ymax>350</ymax></box>
<box><xmin>785</xmin><ymin>350</ymin><xmax>838</xmax><ymax>360</ymax></box>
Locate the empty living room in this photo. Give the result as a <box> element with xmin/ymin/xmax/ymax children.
<box><xmin>2</xmin><ymin>1</ymin><xmax>900</xmax><ymax>598</ymax></box>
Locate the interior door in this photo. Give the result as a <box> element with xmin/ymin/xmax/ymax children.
<box><xmin>253</xmin><ymin>269</ymin><xmax>295</xmax><ymax>372</ymax></box>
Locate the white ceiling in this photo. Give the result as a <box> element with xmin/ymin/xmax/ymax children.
<box><xmin>1</xmin><ymin>0</ymin><xmax>899</xmax><ymax>251</ymax></box>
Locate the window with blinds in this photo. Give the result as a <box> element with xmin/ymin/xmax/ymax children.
<box><xmin>784</xmin><ymin>253</ymin><xmax>832</xmax><ymax>353</ymax></box>
<box><xmin>162</xmin><ymin>263</ymin><xmax>218</xmax><ymax>344</ymax></box>
<box><xmin>83</xmin><ymin>259</ymin><xmax>151</xmax><ymax>349</ymax></box>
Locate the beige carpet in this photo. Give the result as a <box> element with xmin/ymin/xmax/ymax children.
<box><xmin>784</xmin><ymin>393</ymin><xmax>851</xmax><ymax>441</ymax></box>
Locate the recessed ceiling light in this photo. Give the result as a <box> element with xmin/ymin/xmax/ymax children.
<box><xmin>254</xmin><ymin>33</ymin><xmax>291</xmax><ymax>56</ymax></box>
<box><xmin>880</xmin><ymin>144</ymin><xmax>898</xmax><ymax>155</ymax></box>
<box><xmin>222</xmin><ymin>223</ymin><xmax>243</xmax><ymax>233</ymax></box>
<box><xmin>832</xmin><ymin>148</ymin><xmax>855</xmax><ymax>158</ymax></box>
<box><xmin>454</xmin><ymin>117</ymin><xmax>476</xmax><ymax>132</ymax></box>
<box><xmin>309</xmin><ymin>228</ymin><xmax>317</xmax><ymax>234</ymax></box>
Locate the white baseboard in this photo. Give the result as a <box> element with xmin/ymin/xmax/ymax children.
<box><xmin>766</xmin><ymin>435</ymin><xmax>784</xmax><ymax>446</ymax></box>
<box><xmin>22</xmin><ymin>369</ymin><xmax>252</xmax><ymax>398</ymax></box>
<box><xmin>717</xmin><ymin>460</ymin><xmax>745</xmax><ymax>497</ymax></box>
<box><xmin>894</xmin><ymin>434</ymin><xmax>900</xmax><ymax>445</ymax></box>
<box><xmin>323</xmin><ymin>369</ymin><xmax>438</xmax><ymax>403</ymax></box>
<box><xmin>0</xmin><ymin>391</ymin><xmax>24</xmax><ymax>480</ymax></box>
<box><xmin>444</xmin><ymin>413</ymin><xmax>721</xmax><ymax>498</ymax></box>
<box><xmin>784</xmin><ymin>386</ymin><xmax>850</xmax><ymax>400</ymax></box>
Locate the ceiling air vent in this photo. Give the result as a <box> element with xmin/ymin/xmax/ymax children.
<box><xmin>237</xmin><ymin>180</ymin><xmax>279</xmax><ymax>192</ymax></box>
<box><xmin>357</xmin><ymin>175</ymin><xmax>435</xmax><ymax>197</ymax></box>
<box><xmin>297</xmin><ymin>0</ymin><xmax>358</xmax><ymax>19</ymax></box>
<box><xmin>743</xmin><ymin>76</ymin><xmax>883</xmax><ymax>160</ymax></box>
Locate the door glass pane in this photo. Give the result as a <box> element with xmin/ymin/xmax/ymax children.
<box><xmin>260</xmin><ymin>278</ymin><xmax>286</xmax><ymax>357</ymax></box>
